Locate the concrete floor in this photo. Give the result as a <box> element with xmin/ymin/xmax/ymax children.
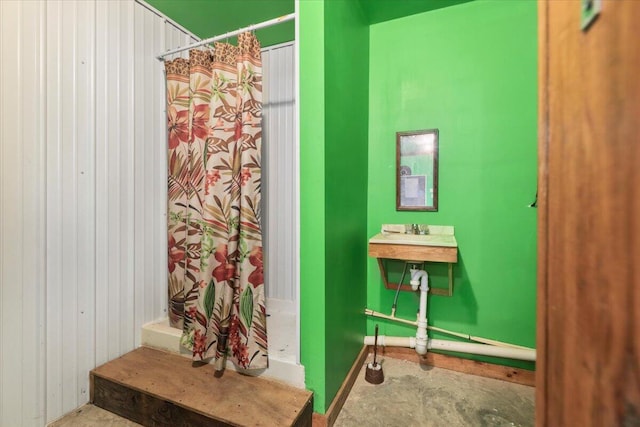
<box><xmin>48</xmin><ymin>404</ymin><xmax>141</xmax><ymax>427</ymax></box>
<box><xmin>50</xmin><ymin>356</ymin><xmax>534</xmax><ymax>427</ymax></box>
<box><xmin>334</xmin><ymin>356</ymin><xmax>534</xmax><ymax>427</ymax></box>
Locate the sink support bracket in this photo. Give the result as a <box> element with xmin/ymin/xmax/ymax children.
<box><xmin>375</xmin><ymin>259</ymin><xmax>454</xmax><ymax>297</ymax></box>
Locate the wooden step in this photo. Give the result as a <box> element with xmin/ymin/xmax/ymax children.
<box><xmin>90</xmin><ymin>346</ymin><xmax>313</xmax><ymax>427</ymax></box>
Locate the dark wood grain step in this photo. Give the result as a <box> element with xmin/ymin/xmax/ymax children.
<box><xmin>90</xmin><ymin>346</ymin><xmax>312</xmax><ymax>427</ymax></box>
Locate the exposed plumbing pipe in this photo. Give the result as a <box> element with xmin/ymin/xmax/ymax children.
<box><xmin>370</xmin><ymin>335</ymin><xmax>415</xmax><ymax>348</ymax></box>
<box><xmin>364</xmin><ymin>308</ymin><xmax>417</xmax><ymax>326</ymax></box>
<box><xmin>428</xmin><ymin>339</ymin><xmax>536</xmax><ymax>361</ymax></box>
<box><xmin>363</xmin><ymin>335</ymin><xmax>536</xmax><ymax>361</ymax></box>
<box><xmin>365</xmin><ymin>267</ymin><xmax>537</xmax><ymax>362</ymax></box>
<box><xmin>428</xmin><ymin>326</ymin><xmax>533</xmax><ymax>350</ymax></box>
<box><xmin>364</xmin><ymin>308</ymin><xmax>533</xmax><ymax>350</ymax></box>
<box><xmin>410</xmin><ymin>268</ymin><xmax>429</xmax><ymax>355</ymax></box>
<box><xmin>391</xmin><ymin>262</ymin><xmax>410</xmax><ymax>317</ymax></box>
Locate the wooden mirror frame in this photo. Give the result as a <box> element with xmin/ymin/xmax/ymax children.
<box><xmin>396</xmin><ymin>129</ymin><xmax>439</xmax><ymax>211</ymax></box>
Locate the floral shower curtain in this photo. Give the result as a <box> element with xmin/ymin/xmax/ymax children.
<box><xmin>165</xmin><ymin>33</ymin><xmax>267</xmax><ymax>370</ymax></box>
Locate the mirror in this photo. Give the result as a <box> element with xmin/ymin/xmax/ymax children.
<box><xmin>396</xmin><ymin>129</ymin><xmax>439</xmax><ymax>211</ymax></box>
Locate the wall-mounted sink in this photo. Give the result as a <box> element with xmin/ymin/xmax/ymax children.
<box><xmin>368</xmin><ymin>224</ymin><xmax>458</xmax><ymax>296</ymax></box>
<box><xmin>369</xmin><ymin>225</ymin><xmax>457</xmax><ymax>248</ymax></box>
<box><xmin>369</xmin><ymin>232</ymin><xmax>457</xmax><ymax>247</ymax></box>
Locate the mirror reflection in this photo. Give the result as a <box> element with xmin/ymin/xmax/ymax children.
<box><xmin>396</xmin><ymin>129</ymin><xmax>439</xmax><ymax>211</ymax></box>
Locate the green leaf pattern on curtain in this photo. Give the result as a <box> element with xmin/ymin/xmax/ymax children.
<box><xmin>165</xmin><ymin>33</ymin><xmax>267</xmax><ymax>370</ymax></box>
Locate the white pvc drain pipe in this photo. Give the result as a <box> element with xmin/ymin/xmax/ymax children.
<box><xmin>364</xmin><ymin>268</ymin><xmax>536</xmax><ymax>362</ymax></box>
<box><xmin>363</xmin><ymin>335</ymin><xmax>536</xmax><ymax>362</ymax></box>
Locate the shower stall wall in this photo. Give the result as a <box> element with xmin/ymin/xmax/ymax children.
<box><xmin>0</xmin><ymin>0</ymin><xmax>300</xmax><ymax>423</ymax></box>
<box><xmin>262</xmin><ymin>42</ymin><xmax>297</xmax><ymax>308</ymax></box>
<box><xmin>262</xmin><ymin>40</ymin><xmax>300</xmax><ymax>383</ymax></box>
<box><xmin>0</xmin><ymin>1</ymin><xmax>200</xmax><ymax>424</ymax></box>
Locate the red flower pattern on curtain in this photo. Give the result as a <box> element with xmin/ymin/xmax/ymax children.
<box><xmin>164</xmin><ymin>33</ymin><xmax>267</xmax><ymax>370</ymax></box>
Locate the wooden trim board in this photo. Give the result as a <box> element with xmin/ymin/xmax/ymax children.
<box><xmin>312</xmin><ymin>412</ymin><xmax>326</xmax><ymax>427</ymax></box>
<box><xmin>536</xmin><ymin>0</ymin><xmax>549</xmax><ymax>424</ymax></box>
<box><xmin>312</xmin><ymin>345</ymin><xmax>369</xmax><ymax>427</ymax></box>
<box><xmin>377</xmin><ymin>346</ymin><xmax>535</xmax><ymax>387</ymax></box>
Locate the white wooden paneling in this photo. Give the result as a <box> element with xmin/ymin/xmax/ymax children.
<box><xmin>0</xmin><ymin>1</ymin><xmax>197</xmax><ymax>425</ymax></box>
<box><xmin>0</xmin><ymin>1</ymin><xmax>47</xmax><ymax>424</ymax></box>
<box><xmin>1</xmin><ymin>1</ymin><xmax>296</xmax><ymax>424</ymax></box>
<box><xmin>1</xmin><ymin>2</ymin><xmax>47</xmax><ymax>425</ymax></box>
<box><xmin>262</xmin><ymin>43</ymin><xmax>297</xmax><ymax>304</ymax></box>
<box><xmin>19</xmin><ymin>2</ymin><xmax>47</xmax><ymax>422</ymax></box>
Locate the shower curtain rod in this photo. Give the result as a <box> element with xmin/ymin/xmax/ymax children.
<box><xmin>156</xmin><ymin>12</ymin><xmax>295</xmax><ymax>60</ymax></box>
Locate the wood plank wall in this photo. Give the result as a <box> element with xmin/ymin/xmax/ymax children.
<box><xmin>537</xmin><ymin>1</ymin><xmax>640</xmax><ymax>425</ymax></box>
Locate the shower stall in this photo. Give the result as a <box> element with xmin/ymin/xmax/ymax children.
<box><xmin>143</xmin><ymin>40</ymin><xmax>303</xmax><ymax>388</ymax></box>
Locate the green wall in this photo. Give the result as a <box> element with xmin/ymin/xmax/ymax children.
<box><xmin>148</xmin><ymin>0</ymin><xmax>538</xmax><ymax>415</ymax></box>
<box><xmin>299</xmin><ymin>0</ymin><xmax>370</xmax><ymax>413</ymax></box>
<box><xmin>151</xmin><ymin>0</ymin><xmax>370</xmax><ymax>413</ymax></box>
<box><xmin>299</xmin><ymin>0</ymin><xmax>327</xmax><ymax>411</ymax></box>
<box><xmin>146</xmin><ymin>0</ymin><xmax>294</xmax><ymax>47</ymax></box>
<box><xmin>323</xmin><ymin>0</ymin><xmax>369</xmax><ymax>412</ymax></box>
<box><xmin>366</xmin><ymin>0</ymin><xmax>538</xmax><ymax>369</ymax></box>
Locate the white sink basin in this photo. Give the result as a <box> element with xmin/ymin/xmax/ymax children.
<box><xmin>369</xmin><ymin>232</ymin><xmax>457</xmax><ymax>247</ymax></box>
